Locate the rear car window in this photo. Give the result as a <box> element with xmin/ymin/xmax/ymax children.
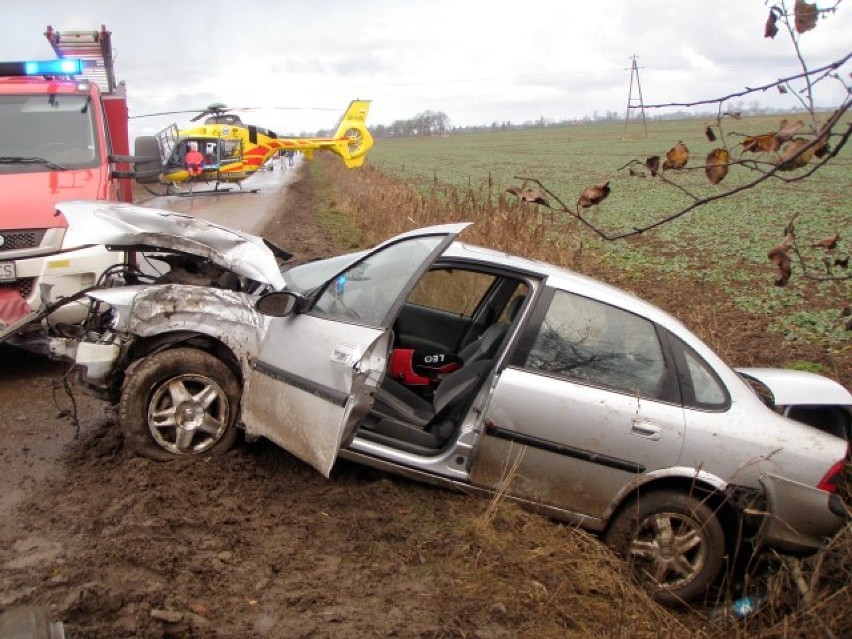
<box><xmin>668</xmin><ymin>334</ymin><xmax>730</xmax><ymax>410</ymax></box>
<box><xmin>521</xmin><ymin>290</ymin><xmax>672</xmax><ymax>401</ymax></box>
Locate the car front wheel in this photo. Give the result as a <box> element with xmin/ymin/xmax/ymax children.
<box><xmin>604</xmin><ymin>489</ymin><xmax>725</xmax><ymax>605</ymax></box>
<box><xmin>119</xmin><ymin>348</ymin><xmax>241</xmax><ymax>461</ymax></box>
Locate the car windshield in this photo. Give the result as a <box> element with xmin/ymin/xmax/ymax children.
<box><xmin>282</xmin><ymin>250</ymin><xmax>368</xmax><ymax>295</ymax></box>
<box><xmin>0</xmin><ymin>94</ymin><xmax>99</xmax><ymax>173</ymax></box>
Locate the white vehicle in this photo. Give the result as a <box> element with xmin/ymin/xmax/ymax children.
<box><xmin>16</xmin><ymin>201</ymin><xmax>848</xmax><ymax>605</ymax></box>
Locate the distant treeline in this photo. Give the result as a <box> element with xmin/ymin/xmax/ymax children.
<box><xmin>313</xmin><ymin>105</ymin><xmax>814</xmax><ymax>138</ymax></box>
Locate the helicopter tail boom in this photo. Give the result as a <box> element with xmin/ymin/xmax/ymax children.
<box><xmin>330</xmin><ymin>100</ymin><xmax>373</xmax><ymax>168</ymax></box>
<box><xmin>275</xmin><ymin>100</ymin><xmax>373</xmax><ymax>168</ymax></box>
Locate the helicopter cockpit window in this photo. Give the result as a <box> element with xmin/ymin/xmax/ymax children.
<box><xmin>221</xmin><ymin>140</ymin><xmax>240</xmax><ymax>162</ymax></box>
<box><xmin>0</xmin><ymin>94</ymin><xmax>99</xmax><ymax>172</ymax></box>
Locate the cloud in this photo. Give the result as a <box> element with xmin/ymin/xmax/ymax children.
<box><xmin>1</xmin><ymin>0</ymin><xmax>848</xmax><ymax>136</ymax></box>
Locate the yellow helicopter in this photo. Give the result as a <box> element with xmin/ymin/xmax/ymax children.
<box><xmin>133</xmin><ymin>100</ymin><xmax>372</xmax><ymax>194</ymax></box>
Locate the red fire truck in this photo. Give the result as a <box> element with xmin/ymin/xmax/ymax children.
<box><xmin>0</xmin><ymin>26</ymin><xmax>136</xmax><ymax>351</ymax></box>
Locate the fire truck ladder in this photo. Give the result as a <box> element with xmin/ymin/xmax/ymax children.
<box><xmin>44</xmin><ymin>25</ymin><xmax>117</xmax><ymax>94</ymax></box>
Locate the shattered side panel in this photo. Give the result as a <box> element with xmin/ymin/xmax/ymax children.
<box><xmin>126</xmin><ymin>284</ymin><xmax>269</xmax><ymax>378</ymax></box>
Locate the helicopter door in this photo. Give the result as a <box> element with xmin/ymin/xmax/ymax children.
<box><xmin>154</xmin><ymin>124</ymin><xmax>180</xmax><ymax>168</ymax></box>
<box><xmin>203</xmin><ymin>142</ymin><xmax>218</xmax><ymax>169</ymax></box>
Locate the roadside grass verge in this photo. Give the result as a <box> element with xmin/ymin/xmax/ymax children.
<box><xmin>307</xmin><ymin>160</ymin><xmax>363</xmax><ymax>250</ymax></box>
<box><xmin>368</xmin><ymin>117</ymin><xmax>852</xmax><ymax>352</ymax></box>
<box><xmin>310</xmin><ymin>152</ymin><xmax>851</xmax><ymax>638</ymax></box>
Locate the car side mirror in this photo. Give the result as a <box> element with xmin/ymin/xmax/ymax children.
<box><xmin>256</xmin><ymin>291</ymin><xmax>302</xmax><ymax>317</ymax></box>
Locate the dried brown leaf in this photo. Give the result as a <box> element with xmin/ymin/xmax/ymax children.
<box><xmin>776</xmin><ymin>119</ymin><xmax>804</xmax><ymax>143</ymax></box>
<box><xmin>705</xmin><ymin>148</ymin><xmax>730</xmax><ymax>185</ymax></box>
<box><xmin>767</xmin><ymin>235</ymin><xmax>794</xmax><ymax>286</ymax></box>
<box><xmin>577</xmin><ymin>181</ymin><xmax>611</xmax><ymax>208</ymax></box>
<box><xmin>777</xmin><ymin>84</ymin><xmax>788</xmax><ymax>94</ymax></box>
<box><xmin>794</xmin><ymin>0</ymin><xmax>818</xmax><ymax>33</ymax></box>
<box><xmin>645</xmin><ymin>155</ymin><xmax>660</xmax><ymax>177</ymax></box>
<box><xmin>764</xmin><ymin>7</ymin><xmax>781</xmax><ymax>38</ymax></box>
<box><xmin>742</xmin><ymin>133</ymin><xmax>780</xmax><ymax>154</ymax></box>
<box><xmin>776</xmin><ymin>137</ymin><xmax>816</xmax><ymax>170</ymax></box>
<box><xmin>704</xmin><ymin>126</ymin><xmax>717</xmax><ymax>142</ymax></box>
<box><xmin>506</xmin><ymin>186</ymin><xmax>548</xmax><ymax>205</ymax></box>
<box><xmin>662</xmin><ymin>141</ymin><xmax>689</xmax><ymax>170</ymax></box>
<box><xmin>811</xmin><ymin>234</ymin><xmax>839</xmax><ymax>250</ymax></box>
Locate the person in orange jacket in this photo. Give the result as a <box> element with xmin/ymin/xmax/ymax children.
<box><xmin>185</xmin><ymin>143</ymin><xmax>204</xmax><ymax>177</ymax></box>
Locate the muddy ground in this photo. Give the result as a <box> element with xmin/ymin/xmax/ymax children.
<box><xmin>1</xmin><ymin>170</ymin><xmax>617</xmax><ymax>639</ymax></box>
<box><xmin>0</xmin><ymin>166</ymin><xmax>847</xmax><ymax>638</ymax></box>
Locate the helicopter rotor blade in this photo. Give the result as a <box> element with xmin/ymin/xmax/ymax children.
<box><xmin>129</xmin><ymin>109</ymin><xmax>208</xmax><ymax>120</ymax></box>
<box><xmin>129</xmin><ymin>104</ymin><xmax>344</xmax><ymax>121</ymax></box>
<box><xmin>190</xmin><ymin>102</ymin><xmax>232</xmax><ymax>121</ymax></box>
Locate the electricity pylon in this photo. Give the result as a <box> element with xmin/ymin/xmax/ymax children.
<box><xmin>624</xmin><ymin>55</ymin><xmax>648</xmax><ymax>137</ymax></box>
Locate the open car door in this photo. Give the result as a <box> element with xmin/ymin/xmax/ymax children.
<box><xmin>241</xmin><ymin>223</ymin><xmax>470</xmax><ymax>476</ymax></box>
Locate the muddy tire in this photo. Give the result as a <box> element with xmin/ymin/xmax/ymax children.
<box><xmin>604</xmin><ymin>489</ymin><xmax>725</xmax><ymax>605</ymax></box>
<box><xmin>119</xmin><ymin>348</ymin><xmax>241</xmax><ymax>461</ymax></box>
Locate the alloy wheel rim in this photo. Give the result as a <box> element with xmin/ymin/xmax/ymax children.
<box><xmin>628</xmin><ymin>511</ymin><xmax>708</xmax><ymax>591</ymax></box>
<box><xmin>147</xmin><ymin>374</ymin><xmax>230</xmax><ymax>454</ymax></box>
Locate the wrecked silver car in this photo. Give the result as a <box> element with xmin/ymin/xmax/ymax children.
<box><xmin>9</xmin><ymin>200</ymin><xmax>848</xmax><ymax>605</ymax></box>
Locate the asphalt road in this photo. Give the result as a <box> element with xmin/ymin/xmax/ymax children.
<box><xmin>143</xmin><ymin>159</ymin><xmax>299</xmax><ymax>233</ymax></box>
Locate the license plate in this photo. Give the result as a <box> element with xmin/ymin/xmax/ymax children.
<box><xmin>0</xmin><ymin>260</ymin><xmax>15</xmax><ymax>282</ymax></box>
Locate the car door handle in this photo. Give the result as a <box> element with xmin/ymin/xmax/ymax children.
<box><xmin>631</xmin><ymin>419</ymin><xmax>662</xmax><ymax>441</ymax></box>
<box><xmin>331</xmin><ymin>344</ymin><xmax>361</xmax><ymax>366</ymax></box>
<box><xmin>331</xmin><ymin>346</ymin><xmax>353</xmax><ymax>365</ymax></box>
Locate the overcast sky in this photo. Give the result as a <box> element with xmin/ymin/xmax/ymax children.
<box><xmin>3</xmin><ymin>1</ymin><xmax>849</xmax><ymax>139</ymax></box>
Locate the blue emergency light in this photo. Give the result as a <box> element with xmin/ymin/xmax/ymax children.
<box><xmin>0</xmin><ymin>58</ymin><xmax>85</xmax><ymax>77</ymax></box>
<box><xmin>25</xmin><ymin>59</ymin><xmax>84</xmax><ymax>75</ymax></box>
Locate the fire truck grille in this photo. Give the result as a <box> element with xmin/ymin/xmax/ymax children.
<box><xmin>15</xmin><ymin>278</ymin><xmax>36</xmax><ymax>298</ymax></box>
<box><xmin>0</xmin><ymin>230</ymin><xmax>46</xmax><ymax>252</ymax></box>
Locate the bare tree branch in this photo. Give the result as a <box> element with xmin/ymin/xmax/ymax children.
<box><xmin>631</xmin><ymin>52</ymin><xmax>850</xmax><ymax>111</ymax></box>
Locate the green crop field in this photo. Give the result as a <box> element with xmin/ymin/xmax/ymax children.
<box><xmin>367</xmin><ymin>117</ymin><xmax>851</xmax><ymax>347</ymax></box>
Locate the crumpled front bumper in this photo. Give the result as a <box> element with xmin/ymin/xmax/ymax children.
<box><xmin>757</xmin><ymin>472</ymin><xmax>847</xmax><ymax>553</ymax></box>
<box><xmin>49</xmin><ymin>338</ymin><xmax>121</xmax><ymax>383</ymax></box>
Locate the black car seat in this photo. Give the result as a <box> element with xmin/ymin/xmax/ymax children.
<box><xmin>375</xmin><ymin>294</ymin><xmax>526</xmax><ymax>419</ymax></box>
<box><xmin>456</xmin><ymin>294</ymin><xmax>527</xmax><ymax>365</ymax></box>
<box><xmin>363</xmin><ymin>295</ymin><xmax>528</xmax><ymax>450</ymax></box>
<box><xmin>365</xmin><ymin>359</ymin><xmax>494</xmax><ymax>449</ymax></box>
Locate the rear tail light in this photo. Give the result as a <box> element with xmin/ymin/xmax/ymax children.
<box><xmin>817</xmin><ymin>459</ymin><xmax>847</xmax><ymax>493</ymax></box>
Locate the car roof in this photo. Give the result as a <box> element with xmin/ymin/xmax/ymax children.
<box><xmin>444</xmin><ymin>241</ymin><xmax>689</xmax><ymax>332</ymax></box>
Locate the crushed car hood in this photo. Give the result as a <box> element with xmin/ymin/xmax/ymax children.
<box><xmin>736</xmin><ymin>367</ymin><xmax>852</xmax><ymax>407</ymax></box>
<box><xmin>56</xmin><ymin>200</ymin><xmax>288</xmax><ymax>290</ymax></box>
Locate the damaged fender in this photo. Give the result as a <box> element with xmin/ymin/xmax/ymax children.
<box><xmin>69</xmin><ymin>284</ymin><xmax>270</xmax><ymax>387</ymax></box>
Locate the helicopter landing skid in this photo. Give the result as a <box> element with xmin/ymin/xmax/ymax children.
<box><xmin>175</xmin><ymin>188</ymin><xmax>260</xmax><ymax>197</ymax></box>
